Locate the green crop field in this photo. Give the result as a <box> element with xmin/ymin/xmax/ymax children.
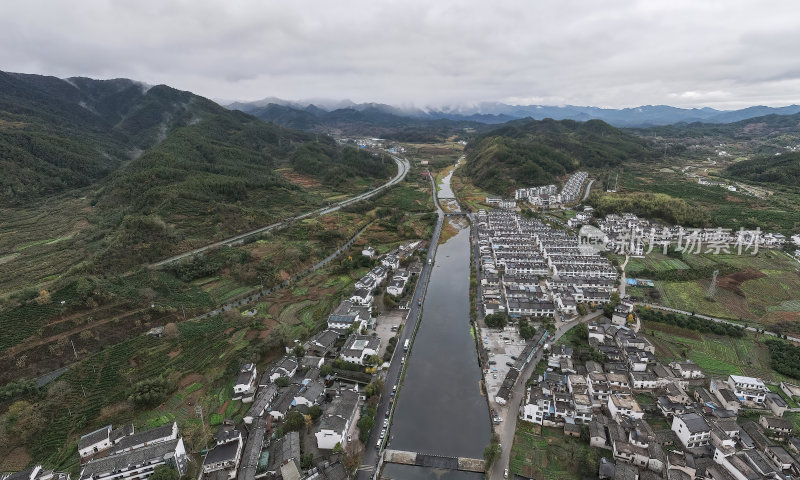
<box><xmin>644</xmin><ymin>323</ymin><xmax>780</xmax><ymax>380</ymax></box>
<box><xmin>510</xmin><ymin>423</ymin><xmax>601</xmax><ymax>480</ymax></box>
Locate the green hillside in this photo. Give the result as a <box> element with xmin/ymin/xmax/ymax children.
<box><xmin>0</xmin><ymin>71</ymin><xmax>394</xmax><ymax>281</ymax></box>
<box><xmin>724</xmin><ymin>152</ymin><xmax>800</xmax><ymax>186</ymax></box>
<box><xmin>462</xmin><ymin>118</ymin><xmax>654</xmax><ymax>195</ymax></box>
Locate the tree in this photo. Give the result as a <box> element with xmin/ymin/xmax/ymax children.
<box><xmin>519</xmin><ymin>318</ymin><xmax>536</xmax><ymax>340</ymax></box>
<box><xmin>365</xmin><ymin>379</ymin><xmax>385</xmax><ymax>398</ymax></box>
<box><xmin>292</xmin><ymin>344</ymin><xmax>305</xmax><ymax>358</ymax></box>
<box><xmin>282</xmin><ymin>411</ymin><xmax>305</xmax><ymax>433</ymax></box>
<box><xmin>128</xmin><ymin>377</ymin><xmax>172</xmax><ymax>407</ymax></box>
<box><xmin>483</xmin><ymin>434</ymin><xmax>502</xmax><ymax>470</ymax></box>
<box><xmin>357</xmin><ymin>414</ymin><xmax>375</xmax><ymax>443</ymax></box>
<box><xmin>274</xmin><ymin>377</ymin><xmax>290</xmax><ymax>388</ymax></box>
<box><xmin>573</xmin><ymin>322</ymin><xmax>589</xmax><ymax>342</ymax></box>
<box><xmin>332</xmin><ymin>442</ymin><xmax>344</xmax><ymax>454</ymax></box>
<box><xmin>309</xmin><ymin>405</ymin><xmax>322</xmax><ymax>421</ymax></box>
<box><xmin>576</xmin><ymin>302</ymin><xmax>587</xmax><ymax>316</ymax></box>
<box><xmin>485</xmin><ymin>313</ymin><xmax>508</xmax><ymax>329</ymax></box>
<box><xmin>150</xmin><ymin>465</ymin><xmax>178</xmax><ymax>480</ymax></box>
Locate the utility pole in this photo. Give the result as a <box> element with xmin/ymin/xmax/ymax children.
<box><xmin>71</xmin><ymin>340</ymin><xmax>78</xmax><ymax>359</ymax></box>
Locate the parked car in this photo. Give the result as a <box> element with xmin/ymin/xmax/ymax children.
<box><xmin>506</xmin><ymin>362</ymin><xmax>514</xmax><ymax>367</ymax></box>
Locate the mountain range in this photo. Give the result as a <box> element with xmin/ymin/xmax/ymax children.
<box><xmin>229</xmin><ymin>97</ymin><xmax>800</xmax><ymax>129</ymax></box>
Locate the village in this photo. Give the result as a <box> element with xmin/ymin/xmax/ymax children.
<box><xmin>0</xmin><ymin>241</ymin><xmax>430</xmax><ymax>480</ymax></box>
<box><xmin>5</xmin><ymin>174</ymin><xmax>800</xmax><ymax>480</ymax></box>
<box><xmin>474</xmin><ymin>204</ymin><xmax>800</xmax><ymax>480</ymax></box>
<box><xmin>521</xmin><ymin>312</ymin><xmax>800</xmax><ymax>480</ymax></box>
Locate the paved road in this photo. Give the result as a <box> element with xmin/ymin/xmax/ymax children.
<box><xmin>488</xmin><ymin>311</ymin><xmax>603</xmax><ymax>480</ymax></box>
<box><xmin>582</xmin><ymin>179</ymin><xmax>595</xmax><ymax>202</ymax></box>
<box><xmin>152</xmin><ymin>155</ymin><xmax>410</xmax><ymax>267</ymax></box>
<box><xmin>357</xmin><ymin>172</ymin><xmax>445</xmax><ymax>479</ymax></box>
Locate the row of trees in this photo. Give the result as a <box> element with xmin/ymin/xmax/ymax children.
<box><xmin>638</xmin><ymin>308</ymin><xmax>745</xmax><ymax>337</ymax></box>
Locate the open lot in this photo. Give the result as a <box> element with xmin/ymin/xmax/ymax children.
<box><xmin>481</xmin><ymin>326</ymin><xmax>526</xmax><ymax>408</ymax></box>
<box><xmin>374</xmin><ymin>310</ymin><xmax>407</xmax><ymax>358</ymax></box>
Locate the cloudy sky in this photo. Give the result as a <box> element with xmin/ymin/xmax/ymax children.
<box><xmin>2</xmin><ymin>0</ymin><xmax>799</xmax><ymax>109</ymax></box>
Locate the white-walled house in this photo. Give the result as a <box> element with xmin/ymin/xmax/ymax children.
<box><xmin>672</xmin><ymin>413</ymin><xmax>711</xmax><ymax>449</ymax></box>
<box><xmin>340</xmin><ymin>335</ymin><xmax>380</xmax><ymax>365</ymax></box>
<box><xmin>233</xmin><ymin>363</ymin><xmax>258</xmax><ymax>402</ymax></box>
<box><xmin>381</xmin><ymin>254</ymin><xmax>400</xmax><ymax>270</ymax></box>
<box><xmin>80</xmin><ymin>439</ymin><xmax>187</xmax><ymax>480</ymax></box>
<box><xmin>200</xmin><ymin>424</ymin><xmax>244</xmax><ymax>480</ymax></box>
<box><xmin>349</xmin><ymin>288</ymin><xmax>373</xmax><ymax>307</ymax></box>
<box><xmin>108</xmin><ymin>422</ymin><xmax>178</xmax><ymax>456</ymax></box>
<box><xmin>727</xmin><ymin>375</ymin><xmax>767</xmax><ymax>405</ymax></box>
<box><xmin>268</xmin><ymin>357</ymin><xmax>298</xmax><ymax>383</ymax></box>
<box><xmin>315</xmin><ymin>390</ymin><xmax>359</xmax><ymax>450</ymax></box>
<box><xmin>670</xmin><ymin>360</ymin><xmax>705</xmax><ymax>379</ymax></box>
<box><xmin>608</xmin><ymin>395</ymin><xmax>644</xmax><ymax>420</ymax></box>
<box><xmin>386</xmin><ymin>279</ymin><xmax>406</xmax><ymax>296</ymax></box>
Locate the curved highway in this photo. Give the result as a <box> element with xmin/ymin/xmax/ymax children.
<box><xmin>152</xmin><ymin>155</ymin><xmax>410</xmax><ymax>267</ymax></box>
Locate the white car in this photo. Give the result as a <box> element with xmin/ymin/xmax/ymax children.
<box><xmin>347</xmin><ymin>434</ymin><xmax>351</xmax><ymax>442</ymax></box>
<box><xmin>504</xmin><ymin>468</ymin><xmax>508</xmax><ymax>478</ymax></box>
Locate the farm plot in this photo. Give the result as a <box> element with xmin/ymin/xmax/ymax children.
<box><xmin>644</xmin><ymin>326</ymin><xmax>779</xmax><ymax>380</ymax></box>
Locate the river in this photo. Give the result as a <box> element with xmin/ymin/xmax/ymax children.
<box><xmin>382</xmin><ymin>169</ymin><xmax>489</xmax><ymax>479</ymax></box>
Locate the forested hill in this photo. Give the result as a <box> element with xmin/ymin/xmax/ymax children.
<box><xmin>462</xmin><ymin>118</ymin><xmax>654</xmax><ymax>195</ymax></box>
<box><xmin>0</xmin><ymin>72</ymin><xmax>206</xmax><ymax>202</ymax></box>
<box><xmin>724</xmin><ymin>152</ymin><xmax>800</xmax><ymax>186</ymax></box>
<box><xmin>0</xmin><ymin>71</ymin><xmax>393</xmax><ymax>205</ymax></box>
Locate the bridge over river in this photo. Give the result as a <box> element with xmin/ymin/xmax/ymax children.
<box><xmin>383</xmin><ymin>450</ymin><xmax>485</xmax><ymax>473</ymax></box>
